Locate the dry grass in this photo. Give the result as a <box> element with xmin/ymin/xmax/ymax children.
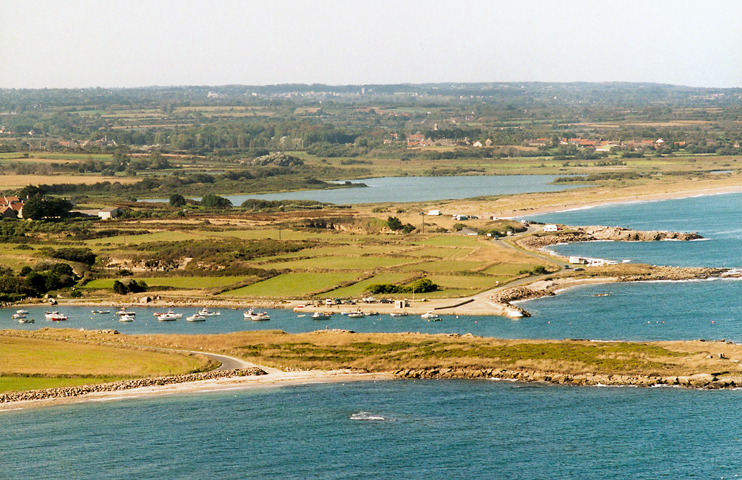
<box><xmin>117</xmin><ymin>330</ymin><xmax>742</xmax><ymax>378</ymax></box>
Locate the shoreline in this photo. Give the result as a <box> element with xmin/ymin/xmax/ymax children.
<box><xmin>0</xmin><ymin>367</ymin><xmax>395</xmax><ymax>412</ymax></box>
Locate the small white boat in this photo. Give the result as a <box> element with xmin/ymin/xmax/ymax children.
<box><xmin>198</xmin><ymin>308</ymin><xmax>220</xmax><ymax>317</ymax></box>
<box><xmin>158</xmin><ymin>312</ymin><xmax>179</xmax><ymax>321</ymax></box>
<box><xmin>347</xmin><ymin>311</ymin><xmax>365</xmax><ymax>318</ymax></box>
<box><xmin>16</xmin><ymin>309</ymin><xmax>29</xmax><ymax>315</ymax></box>
<box><xmin>311</xmin><ymin>311</ymin><xmax>331</xmax><ymax>320</ymax></box>
<box><xmin>91</xmin><ymin>309</ymin><xmax>110</xmax><ymax>314</ymax></box>
<box><xmin>244</xmin><ymin>309</ymin><xmax>270</xmax><ymax>321</ymax></box>
<box><xmin>18</xmin><ymin>318</ymin><xmax>34</xmax><ymax>324</ymax></box>
<box><xmin>421</xmin><ymin>311</ymin><xmax>439</xmax><ymax>321</ymax></box>
<box><xmin>45</xmin><ymin>311</ymin><xmax>67</xmax><ymax>321</ymax></box>
<box><xmin>118</xmin><ymin>314</ymin><xmax>135</xmax><ymax>322</ymax></box>
<box><xmin>389</xmin><ymin>312</ymin><xmax>408</xmax><ymax>317</ymax></box>
<box><xmin>11</xmin><ymin>313</ymin><xmax>26</xmax><ymax>319</ymax></box>
<box><xmin>187</xmin><ymin>314</ymin><xmax>206</xmax><ymax>322</ymax></box>
<box><xmin>116</xmin><ymin>309</ymin><xmax>135</xmax><ymax>316</ymax></box>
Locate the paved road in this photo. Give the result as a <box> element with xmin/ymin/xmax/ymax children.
<box><xmin>194</xmin><ymin>351</ymin><xmax>283</xmax><ymax>375</ymax></box>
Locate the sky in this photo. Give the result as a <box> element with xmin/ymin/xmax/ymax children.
<box><xmin>1</xmin><ymin>0</ymin><xmax>741</xmax><ymax>89</ymax></box>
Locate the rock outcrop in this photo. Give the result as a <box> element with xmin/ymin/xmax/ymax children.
<box><xmin>517</xmin><ymin>225</ymin><xmax>703</xmax><ymax>250</ymax></box>
<box><xmin>394</xmin><ymin>367</ymin><xmax>741</xmax><ymax>389</ymax></box>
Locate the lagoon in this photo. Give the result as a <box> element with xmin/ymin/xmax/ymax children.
<box><xmin>149</xmin><ymin>174</ymin><xmax>584</xmax><ymax>205</ymax></box>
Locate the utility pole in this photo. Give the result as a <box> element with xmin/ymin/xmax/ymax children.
<box><xmin>420</xmin><ymin>211</ymin><xmax>425</xmax><ymax>234</ymax></box>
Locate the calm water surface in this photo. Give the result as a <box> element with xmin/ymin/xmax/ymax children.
<box><xmin>148</xmin><ymin>175</ymin><xmax>584</xmax><ymax>205</ymax></box>
<box><xmin>3</xmin><ymin>380</ymin><xmax>741</xmax><ymax>479</ymax></box>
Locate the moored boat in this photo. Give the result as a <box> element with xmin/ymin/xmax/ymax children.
<box><xmin>389</xmin><ymin>312</ymin><xmax>408</xmax><ymax>317</ymax></box>
<box><xmin>92</xmin><ymin>309</ymin><xmax>110</xmax><ymax>314</ymax></box>
<box><xmin>11</xmin><ymin>313</ymin><xmax>26</xmax><ymax>319</ymax></box>
<box><xmin>243</xmin><ymin>309</ymin><xmax>270</xmax><ymax>321</ymax></box>
<box><xmin>45</xmin><ymin>311</ymin><xmax>67</xmax><ymax>321</ymax></box>
<box><xmin>311</xmin><ymin>311</ymin><xmax>331</xmax><ymax>320</ymax></box>
<box><xmin>347</xmin><ymin>311</ymin><xmax>366</xmax><ymax>318</ymax></box>
<box><xmin>16</xmin><ymin>309</ymin><xmax>29</xmax><ymax>315</ymax></box>
<box><xmin>18</xmin><ymin>318</ymin><xmax>34</xmax><ymax>324</ymax></box>
<box><xmin>118</xmin><ymin>314</ymin><xmax>135</xmax><ymax>322</ymax></box>
<box><xmin>116</xmin><ymin>308</ymin><xmax>135</xmax><ymax>316</ymax></box>
<box><xmin>158</xmin><ymin>312</ymin><xmax>179</xmax><ymax>321</ymax></box>
<box><xmin>187</xmin><ymin>314</ymin><xmax>206</xmax><ymax>322</ymax></box>
<box><xmin>421</xmin><ymin>311</ymin><xmax>439</xmax><ymax>320</ymax></box>
<box><xmin>198</xmin><ymin>308</ymin><xmax>220</xmax><ymax>317</ymax></box>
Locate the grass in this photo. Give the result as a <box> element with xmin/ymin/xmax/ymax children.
<box><xmin>401</xmin><ymin>246</ymin><xmax>474</xmax><ymax>259</ymax></box>
<box><xmin>269</xmin><ymin>256</ymin><xmax>414</xmax><ymax>271</ymax></box>
<box><xmin>0</xmin><ymin>333</ymin><xmax>213</xmax><ymax>393</ymax></box>
<box><xmin>427</xmin><ymin>274</ymin><xmax>502</xmax><ymax>291</ymax></box>
<box><xmin>222</xmin><ymin>272</ymin><xmax>362</xmax><ymax>298</ymax></box>
<box><xmin>324</xmin><ymin>273</ymin><xmax>413</xmax><ymax>297</ymax></box>
<box><xmin>401</xmin><ymin>260</ymin><xmax>485</xmax><ymax>273</ymax></box>
<box><xmin>0</xmin><ymin>375</ymin><xmax>128</xmax><ymax>393</ymax></box>
<box><xmin>117</xmin><ymin>331</ymin><xmax>733</xmax><ymax>379</ymax></box>
<box><xmin>82</xmin><ymin>276</ymin><xmax>247</xmax><ymax>290</ymax></box>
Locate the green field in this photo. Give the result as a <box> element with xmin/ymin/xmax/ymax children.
<box><xmin>270</xmin><ymin>256</ymin><xmax>415</xmax><ymax>271</ymax></box>
<box><xmin>401</xmin><ymin>260</ymin><xmax>484</xmax><ymax>273</ymax></box>
<box><xmin>222</xmin><ymin>272</ymin><xmax>362</xmax><ymax>298</ymax></box>
<box><xmin>324</xmin><ymin>273</ymin><xmax>413</xmax><ymax>297</ymax></box>
<box><xmin>82</xmin><ymin>276</ymin><xmax>246</xmax><ymax>290</ymax></box>
<box><xmin>0</xmin><ymin>335</ymin><xmax>211</xmax><ymax>393</ymax></box>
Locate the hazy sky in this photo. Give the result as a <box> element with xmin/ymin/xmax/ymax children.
<box><xmin>2</xmin><ymin>0</ymin><xmax>741</xmax><ymax>89</ymax></box>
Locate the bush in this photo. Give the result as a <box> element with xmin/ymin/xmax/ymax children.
<box><xmin>201</xmin><ymin>193</ymin><xmax>232</xmax><ymax>208</ymax></box>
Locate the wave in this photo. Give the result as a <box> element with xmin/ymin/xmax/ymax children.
<box><xmin>350</xmin><ymin>411</ymin><xmax>394</xmax><ymax>422</ymax></box>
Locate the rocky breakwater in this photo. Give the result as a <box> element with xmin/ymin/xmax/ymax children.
<box><xmin>517</xmin><ymin>225</ymin><xmax>703</xmax><ymax>250</ymax></box>
<box><xmin>394</xmin><ymin>367</ymin><xmax>742</xmax><ymax>389</ymax></box>
<box><xmin>0</xmin><ymin>367</ymin><xmax>266</xmax><ymax>404</ymax></box>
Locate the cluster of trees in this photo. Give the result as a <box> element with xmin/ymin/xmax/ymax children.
<box><xmin>112</xmin><ymin>279</ymin><xmax>148</xmax><ymax>295</ymax></box>
<box><xmin>0</xmin><ymin>262</ymin><xmax>78</xmax><ymax>301</ymax></box>
<box><xmin>366</xmin><ymin>278</ymin><xmax>438</xmax><ymax>295</ymax></box>
<box><xmin>387</xmin><ymin>216</ymin><xmax>415</xmax><ymax>234</ymax></box>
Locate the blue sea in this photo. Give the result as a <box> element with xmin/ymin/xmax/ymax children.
<box><xmin>3</xmin><ymin>381</ymin><xmax>742</xmax><ymax>479</ymax></box>
<box><xmin>6</xmin><ymin>192</ymin><xmax>742</xmax><ymax>478</ymax></box>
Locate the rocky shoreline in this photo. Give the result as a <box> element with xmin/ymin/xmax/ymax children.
<box><xmin>0</xmin><ymin>367</ymin><xmax>266</xmax><ymax>404</ymax></box>
<box><xmin>394</xmin><ymin>367</ymin><xmax>741</xmax><ymax>389</ymax></box>
<box><xmin>517</xmin><ymin>225</ymin><xmax>703</xmax><ymax>250</ymax></box>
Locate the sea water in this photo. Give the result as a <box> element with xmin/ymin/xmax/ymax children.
<box><xmin>3</xmin><ymin>380</ymin><xmax>742</xmax><ymax>479</ymax></box>
<box><xmin>525</xmin><ymin>192</ymin><xmax>742</xmax><ymax>268</ymax></box>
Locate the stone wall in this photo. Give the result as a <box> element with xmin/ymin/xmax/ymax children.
<box><xmin>0</xmin><ymin>367</ymin><xmax>266</xmax><ymax>404</ymax></box>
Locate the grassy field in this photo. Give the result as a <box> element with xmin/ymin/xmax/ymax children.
<box><xmin>222</xmin><ymin>272</ymin><xmax>362</xmax><ymax>298</ymax></box>
<box><xmin>82</xmin><ymin>276</ymin><xmax>246</xmax><ymax>290</ymax></box>
<box><xmin>0</xmin><ymin>333</ymin><xmax>213</xmax><ymax>393</ymax></box>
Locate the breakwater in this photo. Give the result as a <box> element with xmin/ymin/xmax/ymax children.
<box><xmin>0</xmin><ymin>367</ymin><xmax>266</xmax><ymax>404</ymax></box>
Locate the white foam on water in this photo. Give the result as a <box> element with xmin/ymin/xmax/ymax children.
<box><xmin>350</xmin><ymin>411</ymin><xmax>394</xmax><ymax>422</ymax></box>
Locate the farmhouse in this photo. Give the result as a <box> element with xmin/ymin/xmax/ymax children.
<box><xmin>543</xmin><ymin>224</ymin><xmax>560</xmax><ymax>232</ymax></box>
<box><xmin>75</xmin><ymin>207</ymin><xmax>124</xmax><ymax>220</ymax></box>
